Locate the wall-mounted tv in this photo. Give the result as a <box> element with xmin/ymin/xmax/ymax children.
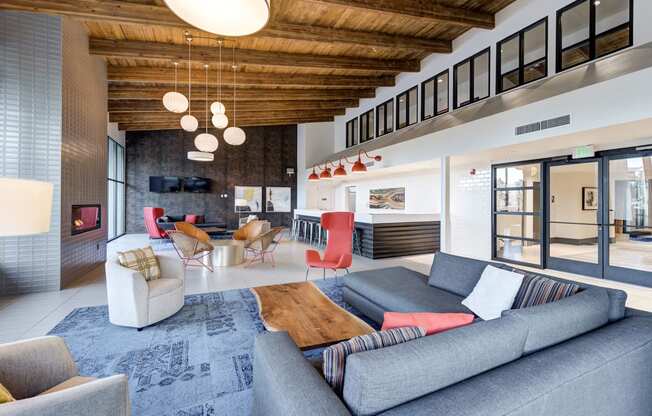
<box><xmin>149</xmin><ymin>176</ymin><xmax>182</xmax><ymax>193</ymax></box>
<box><xmin>184</xmin><ymin>177</ymin><xmax>211</xmax><ymax>193</ymax></box>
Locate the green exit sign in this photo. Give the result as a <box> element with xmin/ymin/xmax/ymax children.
<box><xmin>572</xmin><ymin>145</ymin><xmax>595</xmax><ymax>159</ymax></box>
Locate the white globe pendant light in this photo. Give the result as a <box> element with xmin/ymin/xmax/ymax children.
<box><xmin>164</xmin><ymin>0</ymin><xmax>270</xmax><ymax>37</ymax></box>
<box><xmin>180</xmin><ymin>114</ymin><xmax>198</xmax><ymax>132</ymax></box>
<box><xmin>212</xmin><ymin>113</ymin><xmax>228</xmax><ymax>129</ymax></box>
<box><xmin>187</xmin><ymin>151</ymin><xmax>214</xmax><ymax>162</ymax></box>
<box><xmin>224</xmin><ymin>126</ymin><xmax>246</xmax><ymax>146</ymax></box>
<box><xmin>224</xmin><ymin>46</ymin><xmax>246</xmax><ymax>146</ymax></box>
<box><xmin>194</xmin><ymin>132</ymin><xmax>219</xmax><ymax>152</ymax></box>
<box><xmin>193</xmin><ymin>64</ymin><xmax>219</xmax><ymax>152</ymax></box>
<box><xmin>210</xmin><ymin>101</ymin><xmax>225</xmax><ymax>114</ymax></box>
<box><xmin>180</xmin><ymin>35</ymin><xmax>198</xmax><ymax>132</ymax></box>
<box><xmin>162</xmin><ymin>62</ymin><xmax>188</xmax><ymax>113</ymax></box>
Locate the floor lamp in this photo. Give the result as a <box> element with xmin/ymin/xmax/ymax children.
<box><xmin>0</xmin><ymin>178</ymin><xmax>53</xmax><ymax>237</ymax></box>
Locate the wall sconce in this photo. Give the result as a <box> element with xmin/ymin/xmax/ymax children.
<box><xmin>307</xmin><ymin>150</ymin><xmax>382</xmax><ymax>181</ymax></box>
<box><xmin>286</xmin><ymin>167</ymin><xmax>295</xmax><ymax>177</ymax></box>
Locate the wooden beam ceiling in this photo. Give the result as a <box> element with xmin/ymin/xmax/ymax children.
<box><xmin>108</xmin><ymin>99</ymin><xmax>359</xmax><ymax>113</ymax></box>
<box><xmin>108</xmin><ymin>85</ymin><xmax>375</xmax><ymax>101</ymax></box>
<box><xmin>0</xmin><ymin>1</ymin><xmax>453</xmax><ymax>52</ymax></box>
<box><xmin>107</xmin><ymin>66</ymin><xmax>395</xmax><ymax>89</ymax></box>
<box><xmin>109</xmin><ymin>109</ymin><xmax>344</xmax><ymax>123</ymax></box>
<box><xmin>306</xmin><ymin>0</ymin><xmax>495</xmax><ymax>29</ymax></box>
<box><xmin>90</xmin><ymin>39</ymin><xmax>420</xmax><ymax>73</ymax></box>
<box><xmin>117</xmin><ymin>117</ymin><xmax>335</xmax><ymax>131</ymax></box>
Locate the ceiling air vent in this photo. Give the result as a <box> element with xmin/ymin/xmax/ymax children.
<box><xmin>516</xmin><ymin>115</ymin><xmax>570</xmax><ymax>136</ymax></box>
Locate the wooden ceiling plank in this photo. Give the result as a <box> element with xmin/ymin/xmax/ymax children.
<box><xmin>90</xmin><ymin>38</ymin><xmax>420</xmax><ymax>73</ymax></box>
<box><xmin>117</xmin><ymin>117</ymin><xmax>335</xmax><ymax>131</ymax></box>
<box><xmin>107</xmin><ymin>66</ymin><xmax>395</xmax><ymax>88</ymax></box>
<box><xmin>108</xmin><ymin>86</ymin><xmax>375</xmax><ymax>100</ymax></box>
<box><xmin>260</xmin><ymin>21</ymin><xmax>452</xmax><ymax>53</ymax></box>
<box><xmin>108</xmin><ymin>99</ymin><xmax>358</xmax><ymax>112</ymax></box>
<box><xmin>109</xmin><ymin>109</ymin><xmax>345</xmax><ymax>123</ymax></box>
<box><xmin>305</xmin><ymin>0</ymin><xmax>495</xmax><ymax>29</ymax></box>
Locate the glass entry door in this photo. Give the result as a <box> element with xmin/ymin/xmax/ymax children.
<box><xmin>604</xmin><ymin>152</ymin><xmax>652</xmax><ymax>286</ymax></box>
<box><xmin>546</xmin><ymin>159</ymin><xmax>603</xmax><ymax>276</ymax></box>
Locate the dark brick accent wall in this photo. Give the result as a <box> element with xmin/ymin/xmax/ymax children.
<box><xmin>126</xmin><ymin>125</ymin><xmax>297</xmax><ymax>232</ymax></box>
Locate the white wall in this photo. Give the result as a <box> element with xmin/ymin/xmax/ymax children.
<box><xmin>107</xmin><ymin>118</ymin><xmax>125</xmax><ymax>146</ymax></box>
<box><xmin>297</xmin><ymin>122</ymin><xmax>334</xmax><ymax>208</ymax></box>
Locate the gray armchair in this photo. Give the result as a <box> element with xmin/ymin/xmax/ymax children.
<box><xmin>0</xmin><ymin>336</ymin><xmax>130</xmax><ymax>416</ymax></box>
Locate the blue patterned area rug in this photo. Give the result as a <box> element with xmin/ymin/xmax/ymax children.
<box><xmin>48</xmin><ymin>279</ymin><xmax>372</xmax><ymax>416</ymax></box>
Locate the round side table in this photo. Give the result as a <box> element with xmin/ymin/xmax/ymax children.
<box><xmin>211</xmin><ymin>240</ymin><xmax>245</xmax><ymax>267</ymax></box>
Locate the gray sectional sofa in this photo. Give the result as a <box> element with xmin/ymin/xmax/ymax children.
<box><xmin>252</xmin><ymin>253</ymin><xmax>652</xmax><ymax>416</ymax></box>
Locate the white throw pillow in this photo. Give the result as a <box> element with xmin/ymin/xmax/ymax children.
<box><xmin>461</xmin><ymin>265</ymin><xmax>524</xmax><ymax>320</ymax></box>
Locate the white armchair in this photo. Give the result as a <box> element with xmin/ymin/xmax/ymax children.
<box><xmin>105</xmin><ymin>253</ymin><xmax>185</xmax><ymax>330</ymax></box>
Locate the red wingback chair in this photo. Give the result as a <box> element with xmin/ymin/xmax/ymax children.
<box><xmin>305</xmin><ymin>212</ymin><xmax>354</xmax><ymax>280</ymax></box>
<box><xmin>144</xmin><ymin>207</ymin><xmax>167</xmax><ymax>239</ymax></box>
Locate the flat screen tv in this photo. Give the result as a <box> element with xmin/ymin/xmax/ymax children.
<box><xmin>184</xmin><ymin>177</ymin><xmax>211</xmax><ymax>193</ymax></box>
<box><xmin>149</xmin><ymin>176</ymin><xmax>182</xmax><ymax>193</ymax></box>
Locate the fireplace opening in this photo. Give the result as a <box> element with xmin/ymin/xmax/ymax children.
<box><xmin>71</xmin><ymin>204</ymin><xmax>101</xmax><ymax>235</ymax></box>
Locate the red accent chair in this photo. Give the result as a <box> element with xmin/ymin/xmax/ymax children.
<box><xmin>144</xmin><ymin>207</ymin><xmax>167</xmax><ymax>239</ymax></box>
<box><xmin>305</xmin><ymin>212</ymin><xmax>354</xmax><ymax>280</ymax></box>
<box><xmin>184</xmin><ymin>214</ymin><xmax>200</xmax><ymax>224</ymax></box>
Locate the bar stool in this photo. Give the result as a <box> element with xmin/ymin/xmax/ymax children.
<box><xmin>298</xmin><ymin>219</ymin><xmax>308</xmax><ymax>241</ymax></box>
<box><xmin>352</xmin><ymin>229</ymin><xmax>362</xmax><ymax>255</ymax></box>
<box><xmin>290</xmin><ymin>218</ymin><xmax>300</xmax><ymax>240</ymax></box>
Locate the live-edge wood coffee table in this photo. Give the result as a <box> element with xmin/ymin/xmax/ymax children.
<box><xmin>250</xmin><ymin>282</ymin><xmax>374</xmax><ymax>350</ymax></box>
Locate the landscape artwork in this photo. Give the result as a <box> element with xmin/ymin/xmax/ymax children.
<box><xmin>235</xmin><ymin>186</ymin><xmax>263</xmax><ymax>212</ymax></box>
<box><xmin>369</xmin><ymin>187</ymin><xmax>405</xmax><ymax>210</ymax></box>
<box><xmin>266</xmin><ymin>187</ymin><xmax>291</xmax><ymax>212</ymax></box>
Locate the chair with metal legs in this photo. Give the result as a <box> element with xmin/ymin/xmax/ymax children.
<box><xmin>305</xmin><ymin>212</ymin><xmax>355</xmax><ymax>281</ymax></box>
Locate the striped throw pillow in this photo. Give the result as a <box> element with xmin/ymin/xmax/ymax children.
<box><xmin>323</xmin><ymin>327</ymin><xmax>426</xmax><ymax>395</ymax></box>
<box><xmin>117</xmin><ymin>246</ymin><xmax>161</xmax><ymax>281</ymax></box>
<box><xmin>512</xmin><ymin>272</ymin><xmax>581</xmax><ymax>309</ymax></box>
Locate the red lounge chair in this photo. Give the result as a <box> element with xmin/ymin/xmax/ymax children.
<box><xmin>305</xmin><ymin>212</ymin><xmax>354</xmax><ymax>279</ymax></box>
<box><xmin>144</xmin><ymin>207</ymin><xmax>167</xmax><ymax>239</ymax></box>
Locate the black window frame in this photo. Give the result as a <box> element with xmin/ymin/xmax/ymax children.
<box><xmin>359</xmin><ymin>109</ymin><xmax>374</xmax><ymax>143</ymax></box>
<box><xmin>453</xmin><ymin>47</ymin><xmax>491</xmax><ymax>109</ymax></box>
<box><xmin>421</xmin><ymin>69</ymin><xmax>450</xmax><ymax>121</ymax></box>
<box><xmin>346</xmin><ymin>117</ymin><xmax>359</xmax><ymax>148</ymax></box>
<box><xmin>496</xmin><ymin>17</ymin><xmax>549</xmax><ymax>94</ymax></box>
<box><xmin>375</xmin><ymin>98</ymin><xmax>394</xmax><ymax>138</ymax></box>
<box><xmin>491</xmin><ymin>159</ymin><xmax>545</xmax><ymax>269</ymax></box>
<box><xmin>107</xmin><ymin>137</ymin><xmax>126</xmax><ymax>242</ymax></box>
<box><xmin>556</xmin><ymin>0</ymin><xmax>634</xmax><ymax>73</ymax></box>
<box><xmin>395</xmin><ymin>85</ymin><xmax>418</xmax><ymax>130</ymax></box>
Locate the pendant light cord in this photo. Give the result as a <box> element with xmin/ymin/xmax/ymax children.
<box><xmin>187</xmin><ymin>37</ymin><xmax>192</xmax><ymax>114</ymax></box>
<box><xmin>233</xmin><ymin>44</ymin><xmax>237</xmax><ymax>126</ymax></box>
<box><xmin>173</xmin><ymin>62</ymin><xmax>178</xmax><ymax>93</ymax></box>
<box><xmin>218</xmin><ymin>41</ymin><xmax>222</xmax><ymax>103</ymax></box>
<box><xmin>205</xmin><ymin>64</ymin><xmax>208</xmax><ymax>133</ymax></box>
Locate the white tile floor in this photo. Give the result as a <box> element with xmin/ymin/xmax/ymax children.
<box><xmin>1</xmin><ymin>233</ymin><xmax>651</xmax><ymax>344</ymax></box>
<box><xmin>0</xmin><ymin>234</ymin><xmax>434</xmax><ymax>343</ymax></box>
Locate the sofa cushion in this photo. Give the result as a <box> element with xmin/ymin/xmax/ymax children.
<box><xmin>461</xmin><ymin>266</ymin><xmax>523</xmax><ymax>320</ymax></box>
<box><xmin>381</xmin><ymin>312</ymin><xmax>474</xmax><ymax>335</ymax></box>
<box><xmin>342</xmin><ymin>314</ymin><xmax>528</xmax><ymax>416</ymax></box>
<box><xmin>148</xmin><ymin>278</ymin><xmax>183</xmax><ymax>298</ymax></box>
<box><xmin>323</xmin><ymin>327</ymin><xmax>426</xmax><ymax>396</ymax></box>
<box><xmin>38</xmin><ymin>376</ymin><xmax>96</xmax><ymax>396</ymax></box>
<box><xmin>503</xmin><ymin>287</ymin><xmax>610</xmax><ymax>354</ymax></box>
<box><xmin>344</xmin><ymin>267</ymin><xmax>472</xmax><ymax>316</ymax></box>
<box><xmin>511</xmin><ymin>272</ymin><xmax>581</xmax><ymax>309</ymax></box>
<box><xmin>117</xmin><ymin>246</ymin><xmax>161</xmax><ymax>281</ymax></box>
<box><xmin>428</xmin><ymin>252</ymin><xmax>491</xmax><ymax>297</ymax></box>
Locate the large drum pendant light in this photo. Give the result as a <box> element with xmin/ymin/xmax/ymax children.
<box><xmin>194</xmin><ymin>64</ymin><xmax>219</xmax><ymax>153</ymax></box>
<box><xmin>223</xmin><ymin>45</ymin><xmax>246</xmax><ymax>146</ymax></box>
<box><xmin>164</xmin><ymin>0</ymin><xmax>270</xmax><ymax>37</ymax></box>
<box><xmin>162</xmin><ymin>62</ymin><xmax>188</xmax><ymax>113</ymax></box>
<box><xmin>181</xmin><ymin>35</ymin><xmax>198</xmax><ymax>132</ymax></box>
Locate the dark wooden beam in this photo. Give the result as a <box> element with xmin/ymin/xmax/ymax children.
<box><xmin>0</xmin><ymin>1</ymin><xmax>452</xmax><ymax>52</ymax></box>
<box><xmin>107</xmin><ymin>66</ymin><xmax>395</xmax><ymax>89</ymax></box>
<box><xmin>109</xmin><ymin>109</ymin><xmax>344</xmax><ymax>123</ymax></box>
<box><xmin>260</xmin><ymin>21</ymin><xmax>451</xmax><ymax>53</ymax></box>
<box><xmin>108</xmin><ymin>99</ymin><xmax>358</xmax><ymax>113</ymax></box>
<box><xmin>90</xmin><ymin>38</ymin><xmax>420</xmax><ymax>73</ymax></box>
<box><xmin>117</xmin><ymin>117</ymin><xmax>334</xmax><ymax>131</ymax></box>
<box><xmin>306</xmin><ymin>0</ymin><xmax>495</xmax><ymax>29</ymax></box>
<box><xmin>108</xmin><ymin>85</ymin><xmax>375</xmax><ymax>100</ymax></box>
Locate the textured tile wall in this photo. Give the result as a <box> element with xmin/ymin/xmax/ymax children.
<box><xmin>126</xmin><ymin>126</ymin><xmax>298</xmax><ymax>232</ymax></box>
<box><xmin>0</xmin><ymin>12</ymin><xmax>62</xmax><ymax>295</ymax></box>
<box><xmin>59</xmin><ymin>18</ymin><xmax>108</xmax><ymax>287</ymax></box>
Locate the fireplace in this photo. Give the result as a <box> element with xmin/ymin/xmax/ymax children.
<box><xmin>71</xmin><ymin>204</ymin><xmax>101</xmax><ymax>235</ymax></box>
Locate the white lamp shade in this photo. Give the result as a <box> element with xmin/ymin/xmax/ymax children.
<box><xmin>224</xmin><ymin>126</ymin><xmax>246</xmax><ymax>145</ymax></box>
<box><xmin>0</xmin><ymin>178</ymin><xmax>53</xmax><ymax>236</ymax></box>
<box><xmin>187</xmin><ymin>151</ymin><xmax>214</xmax><ymax>162</ymax></box>
<box><xmin>180</xmin><ymin>114</ymin><xmax>199</xmax><ymax>132</ymax></box>
<box><xmin>194</xmin><ymin>132</ymin><xmax>219</xmax><ymax>152</ymax></box>
<box><xmin>210</xmin><ymin>101</ymin><xmax>225</xmax><ymax>114</ymax></box>
<box><xmin>164</xmin><ymin>0</ymin><xmax>270</xmax><ymax>37</ymax></box>
<box><xmin>211</xmin><ymin>113</ymin><xmax>229</xmax><ymax>129</ymax></box>
<box><xmin>162</xmin><ymin>91</ymin><xmax>189</xmax><ymax>113</ymax></box>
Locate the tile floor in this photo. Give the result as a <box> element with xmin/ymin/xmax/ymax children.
<box><xmin>1</xmin><ymin>233</ymin><xmax>651</xmax><ymax>344</ymax></box>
